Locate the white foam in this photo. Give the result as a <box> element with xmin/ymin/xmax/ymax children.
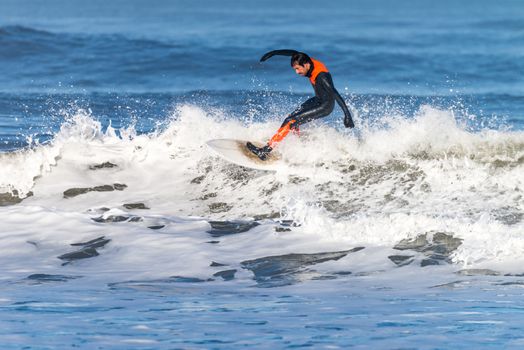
<box><xmin>0</xmin><ymin>104</ymin><xmax>523</xmax><ymax>277</ymax></box>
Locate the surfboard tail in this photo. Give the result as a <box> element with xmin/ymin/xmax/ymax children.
<box><xmin>206</xmin><ymin>139</ymin><xmax>282</xmax><ymax>171</ymax></box>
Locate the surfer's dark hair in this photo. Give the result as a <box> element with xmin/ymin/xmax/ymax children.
<box><xmin>291</xmin><ymin>52</ymin><xmax>312</xmax><ymax>66</ymax></box>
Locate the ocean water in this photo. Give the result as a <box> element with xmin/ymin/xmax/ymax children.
<box><xmin>1</xmin><ymin>0</ymin><xmax>524</xmax><ymax>348</ymax></box>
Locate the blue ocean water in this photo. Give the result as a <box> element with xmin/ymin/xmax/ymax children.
<box><xmin>1</xmin><ymin>0</ymin><xmax>523</xmax><ymax>151</ymax></box>
<box><xmin>1</xmin><ymin>0</ymin><xmax>524</xmax><ymax>348</ymax></box>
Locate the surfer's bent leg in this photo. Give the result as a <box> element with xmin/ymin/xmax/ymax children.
<box><xmin>267</xmin><ymin>97</ymin><xmax>323</xmax><ymax>148</ymax></box>
<box><xmin>246</xmin><ymin>113</ymin><xmax>301</xmax><ymax>160</ymax></box>
<box><xmin>246</xmin><ymin>97</ymin><xmax>327</xmax><ymax>160</ymax></box>
<box><xmin>289</xmin><ymin>97</ymin><xmax>321</xmax><ymax>118</ymax></box>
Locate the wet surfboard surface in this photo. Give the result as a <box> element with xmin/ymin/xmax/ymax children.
<box><xmin>206</xmin><ymin>139</ymin><xmax>282</xmax><ymax>171</ymax></box>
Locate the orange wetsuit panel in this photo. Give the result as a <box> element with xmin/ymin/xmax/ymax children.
<box><xmin>309</xmin><ymin>58</ymin><xmax>329</xmax><ymax>85</ymax></box>
<box><xmin>268</xmin><ymin>120</ymin><xmax>298</xmax><ymax>148</ymax></box>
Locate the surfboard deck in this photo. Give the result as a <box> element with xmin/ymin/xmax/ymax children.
<box><xmin>206</xmin><ymin>139</ymin><xmax>283</xmax><ymax>171</ymax></box>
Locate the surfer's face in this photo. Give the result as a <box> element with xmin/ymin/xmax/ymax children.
<box><xmin>292</xmin><ymin>63</ymin><xmax>310</xmax><ymax>76</ymax></box>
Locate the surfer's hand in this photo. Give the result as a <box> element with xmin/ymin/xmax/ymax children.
<box><xmin>344</xmin><ymin>114</ymin><xmax>354</xmax><ymax>128</ymax></box>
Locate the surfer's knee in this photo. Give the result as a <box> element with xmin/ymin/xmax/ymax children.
<box><xmin>281</xmin><ymin>116</ymin><xmax>298</xmax><ymax>129</ymax></box>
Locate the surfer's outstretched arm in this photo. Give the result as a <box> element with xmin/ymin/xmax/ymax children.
<box><xmin>333</xmin><ymin>88</ymin><xmax>354</xmax><ymax>128</ymax></box>
<box><xmin>260</xmin><ymin>49</ymin><xmax>300</xmax><ymax>62</ymax></box>
<box><xmin>314</xmin><ymin>69</ymin><xmax>354</xmax><ymax>128</ymax></box>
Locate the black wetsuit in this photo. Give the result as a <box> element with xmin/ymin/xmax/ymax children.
<box><xmin>283</xmin><ymin>68</ymin><xmax>354</xmax><ymax>129</ymax></box>
<box><xmin>246</xmin><ymin>49</ymin><xmax>354</xmax><ymax>160</ymax></box>
<box><xmin>261</xmin><ymin>49</ymin><xmax>354</xmax><ymax>129</ymax></box>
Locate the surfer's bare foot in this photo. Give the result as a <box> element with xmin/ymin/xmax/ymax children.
<box><xmin>246</xmin><ymin>142</ymin><xmax>272</xmax><ymax>161</ymax></box>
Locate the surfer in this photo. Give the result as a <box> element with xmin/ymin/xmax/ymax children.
<box><xmin>247</xmin><ymin>49</ymin><xmax>355</xmax><ymax>160</ymax></box>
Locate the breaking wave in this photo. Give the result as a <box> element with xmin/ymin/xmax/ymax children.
<box><xmin>0</xmin><ymin>103</ymin><xmax>523</xmax><ymax>273</ymax></box>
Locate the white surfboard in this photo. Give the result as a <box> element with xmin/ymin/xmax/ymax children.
<box><xmin>206</xmin><ymin>139</ymin><xmax>283</xmax><ymax>171</ymax></box>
